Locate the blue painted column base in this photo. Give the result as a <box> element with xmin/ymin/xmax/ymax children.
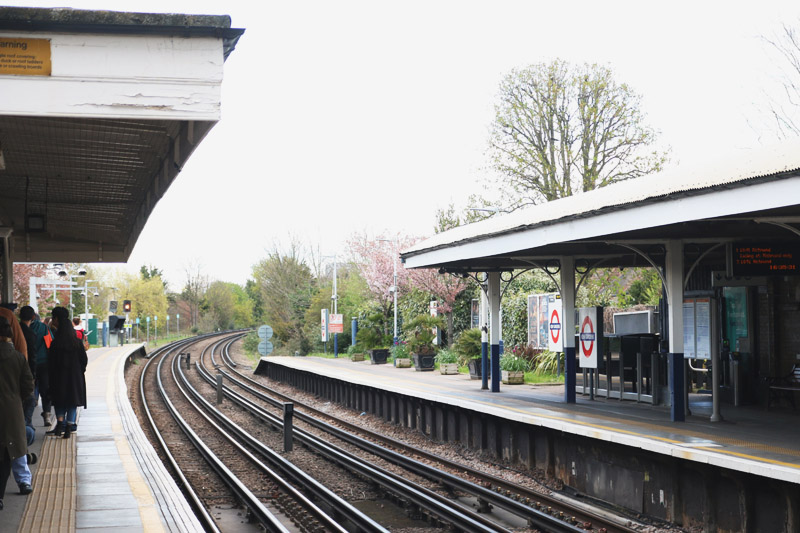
<box><xmin>564</xmin><ymin>346</ymin><xmax>576</xmax><ymax>403</ymax></box>
<box><xmin>491</xmin><ymin>343</ymin><xmax>500</xmax><ymax>392</ymax></box>
<box><xmin>481</xmin><ymin>342</ymin><xmax>488</xmax><ymax>390</ymax></box>
<box><xmin>334</xmin><ymin>333</ymin><xmax>338</xmax><ymax>358</ymax></box>
<box><xmin>669</xmin><ymin>352</ymin><xmax>685</xmax><ymax>422</ymax></box>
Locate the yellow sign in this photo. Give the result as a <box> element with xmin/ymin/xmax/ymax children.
<box><xmin>0</xmin><ymin>38</ymin><xmax>51</xmax><ymax>76</ymax></box>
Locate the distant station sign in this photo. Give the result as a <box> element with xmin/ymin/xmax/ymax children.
<box><xmin>329</xmin><ymin>314</ymin><xmax>344</xmax><ymax>334</ymax></box>
<box><xmin>732</xmin><ymin>243</ymin><xmax>800</xmax><ymax>276</ymax></box>
<box><xmin>258</xmin><ymin>340</ymin><xmax>274</xmax><ymax>356</ymax></box>
<box><xmin>258</xmin><ymin>324</ymin><xmax>273</xmax><ymax>340</ymax></box>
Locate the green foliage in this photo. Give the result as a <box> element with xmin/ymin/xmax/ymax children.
<box><xmin>346</xmin><ymin>344</ymin><xmax>362</xmax><ymax>356</ymax></box>
<box><xmin>242</xmin><ymin>331</ymin><xmax>260</xmax><ymax>355</ymax></box>
<box><xmin>531</xmin><ymin>350</ymin><xmax>560</xmax><ymax>375</ymax></box>
<box><xmin>500</xmin><ymin>354</ymin><xmax>531</xmax><ymax>372</ymax></box>
<box><xmin>390</xmin><ymin>342</ymin><xmax>410</xmax><ymax>360</ymax></box>
<box><xmin>355</xmin><ymin>312</ymin><xmax>391</xmax><ymax>350</ymax></box>
<box><xmin>203</xmin><ymin>281</ymin><xmax>255</xmax><ymax>330</ymax></box>
<box><xmin>453</xmin><ymin>328</ymin><xmax>482</xmax><ymax>359</ymax></box>
<box><xmin>403</xmin><ymin>313</ymin><xmax>445</xmax><ymax>355</ymax></box>
<box><xmin>628</xmin><ymin>268</ymin><xmax>663</xmax><ymax>305</ymax></box>
<box><xmin>435</xmin><ymin>348</ymin><xmax>459</xmax><ymax>365</ymax></box>
<box><xmin>252</xmin><ymin>246</ymin><xmax>315</xmax><ymax>345</ymax></box>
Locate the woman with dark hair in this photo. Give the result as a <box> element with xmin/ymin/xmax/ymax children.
<box><xmin>46</xmin><ymin>307</ymin><xmax>87</xmax><ymax>438</ymax></box>
<box><xmin>0</xmin><ymin>315</ymin><xmax>34</xmax><ymax>510</ymax></box>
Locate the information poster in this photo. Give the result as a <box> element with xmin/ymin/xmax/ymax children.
<box><xmin>682</xmin><ymin>299</ymin><xmax>695</xmax><ymax>358</ymax></box>
<box><xmin>527</xmin><ymin>294</ymin><xmax>540</xmax><ymax>347</ymax></box>
<box><xmin>683</xmin><ymin>298</ymin><xmax>712</xmax><ymax>359</ymax></box>
<box><xmin>320</xmin><ymin>309</ymin><xmax>328</xmax><ymax>342</ymax></box>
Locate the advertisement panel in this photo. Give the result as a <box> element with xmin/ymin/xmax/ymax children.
<box><xmin>320</xmin><ymin>309</ymin><xmax>329</xmax><ymax>342</ymax></box>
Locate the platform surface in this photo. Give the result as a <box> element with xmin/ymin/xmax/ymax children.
<box><xmin>5</xmin><ymin>344</ymin><xmax>204</xmax><ymax>533</ymax></box>
<box><xmin>261</xmin><ymin>355</ymin><xmax>800</xmax><ymax>485</ymax></box>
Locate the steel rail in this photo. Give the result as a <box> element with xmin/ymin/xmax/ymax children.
<box><xmin>221</xmin><ymin>339</ymin><xmax>637</xmax><ymax>533</ymax></box>
<box><xmin>155</xmin><ymin>338</ymin><xmax>292</xmax><ymax>533</ymax></box>
<box><xmin>190</xmin><ymin>339</ymin><xmax>380</xmax><ymax>533</ymax></box>
<box><xmin>197</xmin><ymin>350</ymin><xmax>512</xmax><ymax>533</ymax></box>
<box><xmin>139</xmin><ymin>336</ymin><xmax>222</xmax><ymax>533</ymax></box>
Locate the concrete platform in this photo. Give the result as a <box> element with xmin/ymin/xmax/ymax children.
<box><xmin>5</xmin><ymin>345</ymin><xmax>204</xmax><ymax>533</ymax></box>
<box><xmin>256</xmin><ymin>355</ymin><xmax>800</xmax><ymax>531</ymax></box>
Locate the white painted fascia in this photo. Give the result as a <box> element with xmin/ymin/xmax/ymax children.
<box><xmin>0</xmin><ymin>31</ymin><xmax>224</xmax><ymax>120</ymax></box>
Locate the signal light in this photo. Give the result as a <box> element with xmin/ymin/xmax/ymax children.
<box><xmin>122</xmin><ymin>300</ymin><xmax>132</xmax><ymax>313</ymax></box>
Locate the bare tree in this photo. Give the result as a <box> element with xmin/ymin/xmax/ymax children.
<box><xmin>490</xmin><ymin>59</ymin><xmax>668</xmax><ymax>210</ymax></box>
<box><xmin>763</xmin><ymin>23</ymin><xmax>800</xmax><ymax>138</ymax></box>
<box><xmin>182</xmin><ymin>260</ymin><xmax>208</xmax><ymax>328</ymax></box>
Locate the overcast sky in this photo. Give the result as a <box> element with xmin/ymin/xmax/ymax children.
<box><xmin>8</xmin><ymin>1</ymin><xmax>800</xmax><ymax>289</ymax></box>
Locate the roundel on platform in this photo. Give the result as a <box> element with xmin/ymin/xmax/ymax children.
<box><xmin>549</xmin><ymin>309</ymin><xmax>561</xmax><ymax>343</ymax></box>
<box><xmin>579</xmin><ymin>315</ymin><xmax>596</xmax><ymax>357</ymax></box>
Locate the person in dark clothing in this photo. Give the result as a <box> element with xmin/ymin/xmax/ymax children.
<box><xmin>26</xmin><ymin>310</ymin><xmax>53</xmax><ymax>427</ymax></box>
<box><xmin>0</xmin><ymin>316</ymin><xmax>34</xmax><ymax>510</ymax></box>
<box><xmin>17</xmin><ymin>308</ymin><xmax>36</xmax><ymax>426</ymax></box>
<box><xmin>46</xmin><ymin>307</ymin><xmax>87</xmax><ymax>439</ymax></box>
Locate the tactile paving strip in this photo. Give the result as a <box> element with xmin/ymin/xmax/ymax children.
<box><xmin>17</xmin><ymin>435</ymin><xmax>76</xmax><ymax>533</ymax></box>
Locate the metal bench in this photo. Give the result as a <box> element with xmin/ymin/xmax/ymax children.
<box><xmin>766</xmin><ymin>364</ymin><xmax>800</xmax><ymax>409</ymax></box>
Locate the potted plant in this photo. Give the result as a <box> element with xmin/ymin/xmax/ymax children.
<box><xmin>435</xmin><ymin>348</ymin><xmax>459</xmax><ymax>375</ymax></box>
<box><xmin>454</xmin><ymin>328</ymin><xmax>483</xmax><ymax>380</ymax></box>
<box><xmin>404</xmin><ymin>313</ymin><xmax>445</xmax><ymax>372</ymax></box>
<box><xmin>356</xmin><ymin>313</ymin><xmax>391</xmax><ymax>364</ymax></box>
<box><xmin>500</xmin><ymin>353</ymin><xmax>530</xmax><ymax>384</ymax></box>
<box><xmin>391</xmin><ymin>342</ymin><xmax>412</xmax><ymax>367</ymax></box>
<box><xmin>346</xmin><ymin>345</ymin><xmax>365</xmax><ymax>362</ymax></box>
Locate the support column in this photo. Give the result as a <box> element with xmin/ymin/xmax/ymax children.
<box><xmin>0</xmin><ymin>229</ymin><xmax>12</xmax><ymax>305</ymax></box>
<box><xmin>488</xmin><ymin>272</ymin><xmax>501</xmax><ymax>393</ymax></box>
<box><xmin>666</xmin><ymin>240</ymin><xmax>685</xmax><ymax>422</ymax></box>
<box><xmin>560</xmin><ymin>257</ymin><xmax>576</xmax><ymax>403</ymax></box>
<box><xmin>480</xmin><ymin>281</ymin><xmax>489</xmax><ymax>390</ymax></box>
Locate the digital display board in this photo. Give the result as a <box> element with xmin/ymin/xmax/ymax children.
<box><xmin>732</xmin><ymin>243</ymin><xmax>800</xmax><ymax>276</ymax></box>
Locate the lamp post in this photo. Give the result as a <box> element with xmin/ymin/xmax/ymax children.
<box><xmin>322</xmin><ymin>255</ymin><xmax>339</xmax><ymax>357</ymax></box>
<box><xmin>378</xmin><ymin>238</ymin><xmax>398</xmax><ymax>345</ymax></box>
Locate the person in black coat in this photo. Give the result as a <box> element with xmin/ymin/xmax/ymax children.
<box><xmin>46</xmin><ymin>307</ymin><xmax>87</xmax><ymax>439</ymax></box>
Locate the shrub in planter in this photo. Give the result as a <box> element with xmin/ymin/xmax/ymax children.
<box><xmin>346</xmin><ymin>344</ymin><xmax>365</xmax><ymax>362</ymax></box>
<box><xmin>455</xmin><ymin>328</ymin><xmax>484</xmax><ymax>379</ymax></box>
<box><xmin>404</xmin><ymin>314</ymin><xmax>445</xmax><ymax>372</ymax></box>
<box><xmin>435</xmin><ymin>348</ymin><xmax>459</xmax><ymax>375</ymax></box>
<box><xmin>391</xmin><ymin>342</ymin><xmax>411</xmax><ymax>368</ymax></box>
<box><xmin>368</xmin><ymin>348</ymin><xmax>389</xmax><ymax>364</ymax></box>
<box><xmin>500</xmin><ymin>354</ymin><xmax>530</xmax><ymax>384</ymax></box>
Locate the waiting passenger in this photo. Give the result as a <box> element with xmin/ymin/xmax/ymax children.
<box><xmin>46</xmin><ymin>307</ymin><xmax>87</xmax><ymax>439</ymax></box>
<box><xmin>0</xmin><ymin>315</ymin><xmax>34</xmax><ymax>510</ymax></box>
<box><xmin>21</xmin><ymin>308</ymin><xmax>53</xmax><ymax>427</ymax></box>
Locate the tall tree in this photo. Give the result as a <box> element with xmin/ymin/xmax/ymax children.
<box><xmin>347</xmin><ymin>234</ymin><xmax>415</xmax><ymax>335</ymax></box>
<box><xmin>182</xmin><ymin>261</ymin><xmax>208</xmax><ymax>329</ymax></box>
<box><xmin>251</xmin><ymin>245</ymin><xmax>315</xmax><ymax>346</ymax></box>
<box><xmin>490</xmin><ymin>60</ymin><xmax>667</xmax><ymax>210</ymax></box>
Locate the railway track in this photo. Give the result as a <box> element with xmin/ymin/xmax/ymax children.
<box><xmin>200</xmin><ymin>334</ymin><xmax>646</xmax><ymax>533</ymax></box>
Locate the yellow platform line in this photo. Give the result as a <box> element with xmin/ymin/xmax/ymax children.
<box><xmin>103</xmin><ymin>348</ymin><xmax>165</xmax><ymax>533</ymax></box>
<box><xmin>285</xmin><ymin>358</ymin><xmax>800</xmax><ymax>471</ymax></box>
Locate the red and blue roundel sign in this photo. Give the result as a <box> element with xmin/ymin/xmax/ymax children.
<box><xmin>578</xmin><ymin>307</ymin><xmax>599</xmax><ymax>368</ymax></box>
<box><xmin>547</xmin><ymin>299</ymin><xmax>563</xmax><ymax>352</ymax></box>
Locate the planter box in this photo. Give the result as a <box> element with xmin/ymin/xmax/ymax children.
<box><xmin>351</xmin><ymin>353</ymin><xmax>365</xmax><ymax>362</ymax></box>
<box><xmin>468</xmin><ymin>358</ymin><xmax>482</xmax><ymax>380</ymax></box>
<box><xmin>412</xmin><ymin>353</ymin><xmax>435</xmax><ymax>372</ymax></box>
<box><xmin>439</xmin><ymin>362</ymin><xmax>459</xmax><ymax>375</ymax></box>
<box><xmin>394</xmin><ymin>358</ymin><xmax>412</xmax><ymax>368</ymax></box>
<box><xmin>502</xmin><ymin>370</ymin><xmax>525</xmax><ymax>384</ymax></box>
<box><xmin>368</xmin><ymin>349</ymin><xmax>389</xmax><ymax>365</ymax></box>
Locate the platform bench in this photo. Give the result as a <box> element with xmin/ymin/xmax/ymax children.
<box><xmin>766</xmin><ymin>364</ymin><xmax>800</xmax><ymax>409</ymax></box>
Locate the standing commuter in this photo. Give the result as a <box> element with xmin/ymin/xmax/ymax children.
<box><xmin>47</xmin><ymin>307</ymin><xmax>87</xmax><ymax>438</ymax></box>
<box><xmin>0</xmin><ymin>315</ymin><xmax>34</xmax><ymax>510</ymax></box>
<box><xmin>23</xmin><ymin>308</ymin><xmax>53</xmax><ymax>427</ymax></box>
<box><xmin>12</xmin><ymin>307</ymin><xmax>39</xmax><ymax>495</ymax></box>
<box><xmin>0</xmin><ymin>304</ymin><xmax>27</xmax><ymax>361</ymax></box>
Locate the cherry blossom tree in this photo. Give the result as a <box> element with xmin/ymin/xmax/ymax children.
<box><xmin>407</xmin><ymin>267</ymin><xmax>472</xmax><ymax>347</ymax></box>
<box><xmin>347</xmin><ymin>233</ymin><xmax>416</xmax><ymax>337</ymax></box>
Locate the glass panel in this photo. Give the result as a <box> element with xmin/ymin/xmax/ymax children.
<box><xmin>723</xmin><ymin>286</ymin><xmax>749</xmax><ymax>352</ymax></box>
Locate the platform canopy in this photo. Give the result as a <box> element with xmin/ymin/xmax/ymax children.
<box><xmin>401</xmin><ymin>140</ymin><xmax>800</xmax><ymax>275</ymax></box>
<box><xmin>0</xmin><ymin>7</ymin><xmax>243</xmax><ymax>263</ymax></box>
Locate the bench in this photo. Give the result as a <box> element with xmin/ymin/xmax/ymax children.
<box><xmin>766</xmin><ymin>364</ymin><xmax>800</xmax><ymax>409</ymax></box>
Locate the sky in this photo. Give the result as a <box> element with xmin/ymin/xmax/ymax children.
<box><xmin>8</xmin><ymin>1</ymin><xmax>800</xmax><ymax>289</ymax></box>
